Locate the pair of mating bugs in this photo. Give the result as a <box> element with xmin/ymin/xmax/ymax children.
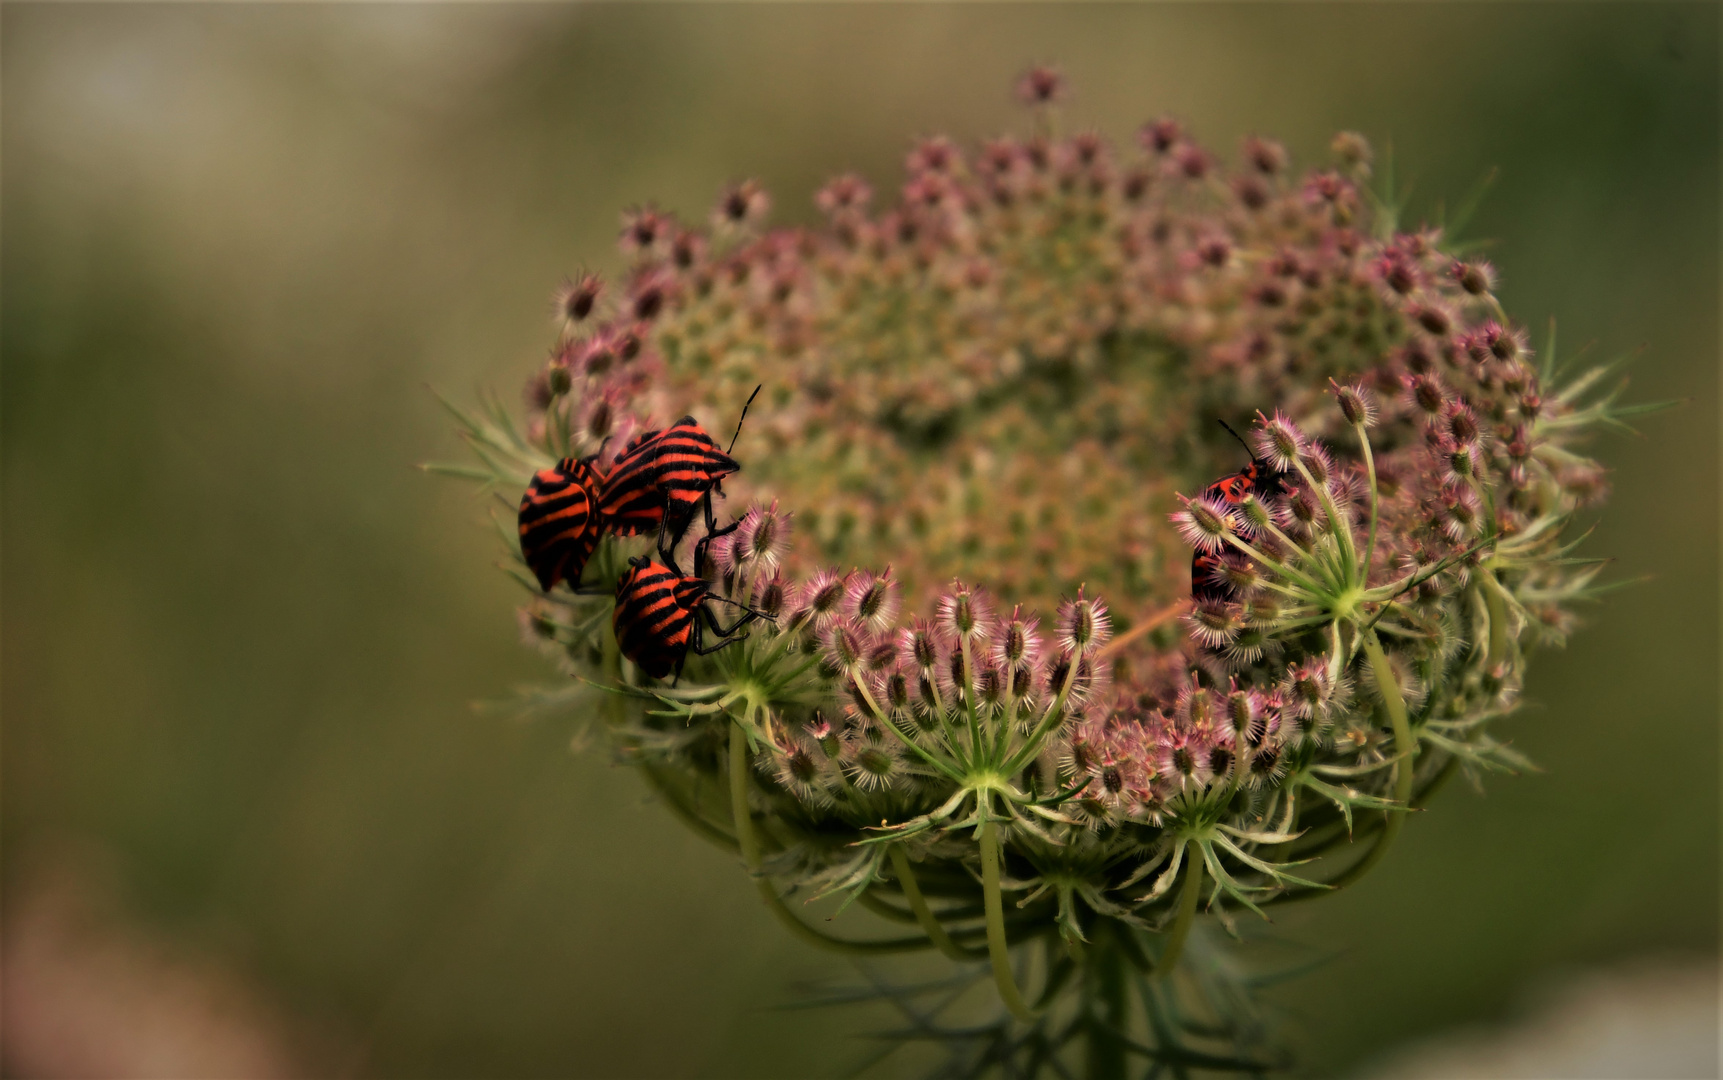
<box><xmin>516</xmin><ymin>388</ymin><xmax>769</xmax><ymax>682</ymax></box>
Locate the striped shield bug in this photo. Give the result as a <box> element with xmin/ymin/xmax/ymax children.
<box><xmin>1190</xmin><ymin>421</ymin><xmax>1290</xmax><ymax>602</ymax></box>
<box><xmin>597</xmin><ymin>386</ymin><xmax>761</xmax><ymax>556</ymax></box>
<box><xmin>518</xmin><ymin>453</ymin><xmax>608</xmax><ymax>592</ymax></box>
<box><xmin>612</xmin><ymin>532</ymin><xmax>770</xmax><ymax>683</ymax></box>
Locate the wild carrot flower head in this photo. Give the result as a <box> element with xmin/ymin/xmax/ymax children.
<box><xmin>437</xmin><ymin>73</ymin><xmax>1634</xmax><ymax>1074</ymax></box>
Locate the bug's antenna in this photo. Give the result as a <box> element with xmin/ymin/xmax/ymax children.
<box><xmin>1217</xmin><ymin>419</ymin><xmax>1255</xmax><ymax>458</ymax></box>
<box><xmin>727</xmin><ymin>384</ymin><xmax>763</xmax><ymax>455</ymax></box>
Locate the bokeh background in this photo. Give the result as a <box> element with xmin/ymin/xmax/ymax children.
<box><xmin>4</xmin><ymin>4</ymin><xmax>1717</xmax><ymax>1077</ymax></box>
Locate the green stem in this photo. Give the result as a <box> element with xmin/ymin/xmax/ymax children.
<box><xmin>1293</xmin><ymin>454</ymin><xmax>1358</xmax><ymax>581</ymax></box>
<box><xmin>1481</xmin><ymin>572</ymin><xmax>1510</xmax><ymax>670</ymax></box>
<box><xmin>1085</xmin><ymin>931</ymin><xmax>1128</xmax><ymax>1080</ymax></box>
<box><xmin>729</xmin><ymin>719</ymin><xmax>763</xmax><ymax>872</ymax></box>
<box><xmin>1349</xmin><ymin>629</ymin><xmax>1416</xmax><ymax>881</ymax></box>
<box><xmin>888</xmin><ymin>844</ymin><xmax>979</xmax><ymax>961</ymax></box>
<box><xmin>981</xmin><ymin>819</ymin><xmax>1037</xmax><ymax>1020</ymax></box>
<box><xmin>960</xmin><ymin>637</ymin><xmax>984</xmax><ymax>766</ymax></box>
<box><xmin>1002</xmin><ymin>651</ymin><xmax>1080</xmax><ymax>776</ymax></box>
<box><xmin>1155</xmin><ymin>848</ymin><xmax>1203</xmax><ymax>978</ymax></box>
<box><xmin>1357</xmin><ymin>421</ymin><xmax>1380</xmax><ymax>580</ymax></box>
<box><xmin>995</xmin><ymin>692</ymin><xmax>1018</xmax><ymax>761</ymax></box>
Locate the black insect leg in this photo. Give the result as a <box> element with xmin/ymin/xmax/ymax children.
<box><xmin>699</xmin><ymin>600</ymin><xmax>765</xmax><ymax>637</ymax></box>
<box><xmin>689</xmin><ymin>634</ymin><xmax>747</xmax><ymax>658</ymax></box>
<box><xmin>666</xmin><ymin>610</ymin><xmax>741</xmax><ymax>689</ymax></box>
<box><xmin>700</xmin><ymin>487</ymin><xmax>741</xmax><ymax>539</ymax></box>
<box><xmin>577</xmin><ymin>436</ymin><xmax>612</xmax><ymax>470</ymax></box>
<box><xmin>652</xmin><ymin>488</ymin><xmax>685</xmax><ymax>567</ymax></box>
<box><xmin>561</xmin><ymin>582</ymin><xmax>615</xmax><ymax>598</ymax></box>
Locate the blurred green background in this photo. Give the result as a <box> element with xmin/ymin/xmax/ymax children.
<box><xmin>3</xmin><ymin>4</ymin><xmax>1717</xmax><ymax>1077</ymax></box>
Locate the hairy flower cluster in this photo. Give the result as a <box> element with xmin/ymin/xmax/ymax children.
<box><xmin>440</xmin><ymin>72</ymin><xmax>1631</xmax><ymax>1074</ymax></box>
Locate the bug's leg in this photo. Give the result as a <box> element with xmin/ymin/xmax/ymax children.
<box><xmin>689</xmin><ymin>633</ymin><xmax>746</xmax><ymax>658</ymax></box>
<box><xmin>701</xmin><ymin>599</ymin><xmax>764</xmax><ymax>638</ymax></box>
<box><xmin>654</xmin><ymin>512</ymin><xmax>676</xmax><ymax>568</ymax></box>
<box><xmin>579</xmin><ymin>435</ymin><xmax>614</xmax><ymax>470</ymax></box>
<box><xmin>702</xmin><ymin>488</ymin><xmax>741</xmax><ymax>539</ymax></box>
<box><xmin>563</xmin><ymin>580</ymin><xmax>617</xmax><ymax>598</ymax></box>
<box><xmin>685</xmin><ymin>608</ymin><xmax>738</xmax><ymax>661</ymax></box>
<box><xmin>691</xmin><ymin>531</ymin><xmax>731</xmax><ymax>581</ymax></box>
<box><xmin>657</xmin><ymin>503</ymin><xmax>703</xmax><ymax>571</ymax></box>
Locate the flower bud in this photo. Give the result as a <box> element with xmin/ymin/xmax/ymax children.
<box><xmin>996</xmin><ymin>608</ymin><xmax>1035</xmax><ymax>666</ymax></box>
<box><xmin>1172</xmin><ymin>495</ymin><xmax>1237</xmax><ymax>552</ymax></box>
<box><xmin>884</xmin><ymin>668</ymin><xmax>911</xmax><ymax>713</ymax></box>
<box><xmin>713</xmin><ymin>179</ymin><xmax>770</xmax><ymax>231</ymax></box>
<box><xmin>1413</xmin><ymin>303</ymin><xmax>1452</xmax><ymax>337</ymax></box>
<box><xmin>619</xmin><ymin>204</ymin><xmax>673</xmax><ymax>260</ymax></box>
<box><xmin>546</xmin><ymin>362</ymin><xmax>572</xmax><ymax>398</ymax></box>
<box><xmin>737</xmin><ymin>502</ymin><xmax>791</xmax><ymax>571</ymax></box>
<box><xmin>554</xmin><ymin>272</ymin><xmax>603</xmax><ymax>324</ymax></box>
<box><xmin>815</xmin><ymin>173</ymin><xmax>873</xmax><ymax>217</ymax></box>
<box><xmin>1409</xmin><ymin>373</ymin><xmax>1447</xmax><ymax>417</ymax></box>
<box><xmin>1285</xmin><ymin>487</ymin><xmax>1320</xmax><ymax>530</ymax></box>
<box><xmin>1446</xmin><ymin>404</ymin><xmax>1480</xmax><ymax>445</ymax></box>
<box><xmin>845</xmin><ymin>567</ymin><xmax>900</xmax><ymax>632</ymax></box>
<box><xmin>824</xmin><ymin>621</ymin><xmax>866</xmax><ymax>673</ymax></box>
<box><xmin>938</xmin><ymin>581</ymin><xmax>993</xmax><ymax>643</ymax></box>
<box><xmin>783</xmin><ymin>746</ymin><xmax>820</xmax><ymax>786</ymax></box>
<box><xmin>1057</xmin><ymin>588</ymin><xmax>1111</xmax><ymax>656</ymax></box>
<box><xmin>1299</xmin><ymin>445</ymin><xmax>1333</xmax><ymax>487</ymax></box>
<box><xmin>1015</xmin><ymin>66</ymin><xmax>1065</xmax><ymax>106</ymax></box>
<box><xmin>1011</xmin><ymin>664</ymin><xmax>1036</xmax><ymax>701</ymax></box>
<box><xmin>753</xmin><ymin>574</ymin><xmax>788</xmax><ymax>618</ymax></box>
<box><xmin>1174</xmin><ymin>144</ymin><xmax>1211</xmax><ymax>180</ymax></box>
<box><xmin>802</xmin><ymin>569</ymin><xmax>848</xmax><ymax>626</ymax></box>
<box><xmin>1186</xmin><ymin>600</ymin><xmax>1243</xmax><ymax>649</ymax></box>
<box><xmin>1486</xmin><ymin>321</ymin><xmax>1526</xmax><ymax>362</ymax></box>
<box><xmin>1242</xmin><ymin>136</ymin><xmax>1288</xmax><ymax>176</ymax></box>
<box><xmin>901</xmin><ymin>618</ymin><xmax>941</xmax><ymax>673</ymax></box>
<box><xmin>1256</xmin><ymin>410</ymin><xmax>1306</xmax><ymax>471</ymax></box>
<box><xmin>1140</xmin><ymin>117</ymin><xmax>1182</xmax><ymax>154</ymax></box>
<box><xmin>847</xmin><ymin>743</ymin><xmax>898</xmax><ymax>790</ymax></box>
<box><xmin>1451</xmin><ymin>260</ymin><xmax>1495</xmax><ymax>296</ymax></box>
<box><xmin>1330</xmin><ymin>131</ymin><xmax>1373</xmax><ymax>176</ymax></box>
<box><xmin>1206</xmin><ymin>744</ymin><xmax>1234</xmax><ymax>781</ymax></box>
<box><xmin>1331</xmin><ymin>379</ymin><xmax>1376</xmax><ymax>427</ymax></box>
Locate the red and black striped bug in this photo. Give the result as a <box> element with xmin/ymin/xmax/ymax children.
<box><xmin>517</xmin><ymin>453</ymin><xmax>608</xmax><ymax>592</ymax></box>
<box><xmin>612</xmin><ymin>533</ymin><xmax>770</xmax><ymax>683</ymax></box>
<box><xmin>598</xmin><ymin>386</ymin><xmax>761</xmax><ymax>558</ymax></box>
<box><xmin>1190</xmin><ymin>421</ymin><xmax>1291</xmax><ymax>602</ymax></box>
